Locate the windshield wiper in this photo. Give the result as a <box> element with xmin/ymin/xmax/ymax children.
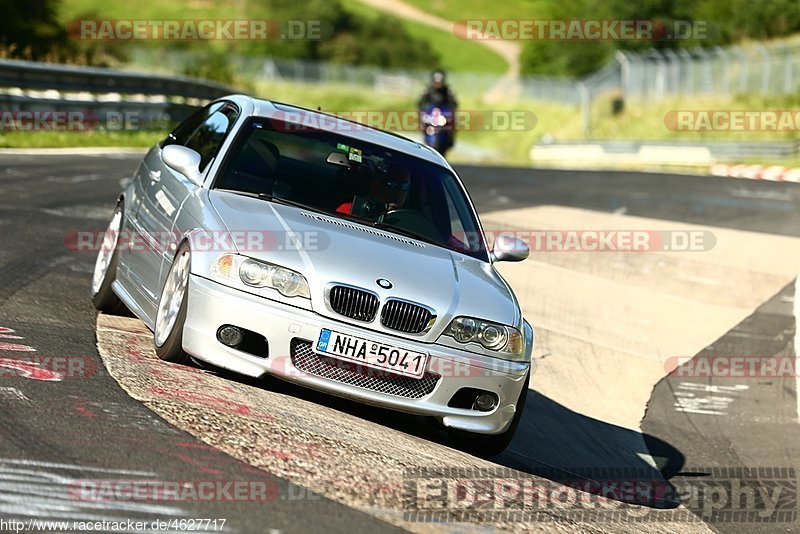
<box><xmin>255</xmin><ymin>193</ymin><xmax>319</xmax><ymax>212</ymax></box>
<box><xmin>370</xmin><ymin>220</ymin><xmax>442</xmax><ymax>247</ymax></box>
<box><xmin>214</xmin><ymin>189</ymin><xmax>321</xmax><ymax>213</ymax></box>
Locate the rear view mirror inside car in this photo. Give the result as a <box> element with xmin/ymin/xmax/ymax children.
<box><xmin>326</xmin><ymin>152</ymin><xmax>351</xmax><ymax>167</ymax></box>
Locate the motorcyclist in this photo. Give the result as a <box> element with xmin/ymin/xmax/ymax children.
<box><xmin>418</xmin><ymin>70</ymin><xmax>458</xmax><ymax>155</ymax></box>
<box><xmin>418</xmin><ymin>70</ymin><xmax>458</xmax><ymax>111</ymax></box>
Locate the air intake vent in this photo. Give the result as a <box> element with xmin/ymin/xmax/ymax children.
<box><xmin>328</xmin><ymin>285</ymin><xmax>379</xmax><ymax>322</ymax></box>
<box><xmin>380</xmin><ymin>299</ymin><xmax>435</xmax><ymax>334</ymax></box>
<box><xmin>301</xmin><ymin>212</ymin><xmax>425</xmax><ymax>247</ymax></box>
<box><xmin>291</xmin><ymin>339</ymin><xmax>440</xmax><ymax>398</ymax></box>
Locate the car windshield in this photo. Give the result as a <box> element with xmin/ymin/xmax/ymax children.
<box><xmin>214</xmin><ymin>115</ymin><xmax>488</xmax><ymax>261</ymax></box>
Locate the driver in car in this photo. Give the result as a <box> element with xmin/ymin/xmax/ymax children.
<box><xmin>336</xmin><ymin>165</ymin><xmax>411</xmax><ymax>221</ymax></box>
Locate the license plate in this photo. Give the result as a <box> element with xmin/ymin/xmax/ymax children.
<box><xmin>316</xmin><ymin>328</ymin><xmax>428</xmax><ymax>379</ymax></box>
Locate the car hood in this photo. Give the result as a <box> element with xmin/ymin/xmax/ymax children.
<box><xmin>208</xmin><ymin>190</ymin><xmax>519</xmax><ymax>340</ymax></box>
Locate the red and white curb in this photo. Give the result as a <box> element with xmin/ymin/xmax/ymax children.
<box><xmin>710</xmin><ymin>164</ymin><xmax>800</xmax><ymax>182</ymax></box>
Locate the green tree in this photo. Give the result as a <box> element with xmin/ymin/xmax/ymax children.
<box><xmin>241</xmin><ymin>0</ymin><xmax>439</xmax><ymax>69</ymax></box>
<box><xmin>520</xmin><ymin>0</ymin><xmax>800</xmax><ymax>77</ymax></box>
<box><xmin>0</xmin><ymin>0</ymin><xmax>65</xmax><ymax>59</ymax></box>
<box><xmin>519</xmin><ymin>0</ymin><xmax>616</xmax><ymax>76</ymax></box>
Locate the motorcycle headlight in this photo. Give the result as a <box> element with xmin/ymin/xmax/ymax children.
<box><xmin>211</xmin><ymin>254</ymin><xmax>310</xmax><ymax>298</ymax></box>
<box><xmin>443</xmin><ymin>316</ymin><xmax>524</xmax><ymax>358</ymax></box>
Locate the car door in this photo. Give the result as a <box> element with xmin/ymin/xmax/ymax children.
<box><xmin>122</xmin><ymin>108</ymin><xmax>205</xmax><ymax>297</ymax></box>
<box><xmin>130</xmin><ymin>101</ymin><xmax>239</xmax><ymax>317</ymax></box>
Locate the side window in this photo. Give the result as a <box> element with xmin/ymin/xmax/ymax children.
<box><xmin>184</xmin><ymin>104</ymin><xmax>239</xmax><ymax>172</ymax></box>
<box><xmin>160</xmin><ymin>102</ymin><xmax>239</xmax><ymax>173</ymax></box>
<box><xmin>160</xmin><ymin>105</ymin><xmax>214</xmax><ymax>148</ymax></box>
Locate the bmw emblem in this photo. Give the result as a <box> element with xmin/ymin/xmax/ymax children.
<box><xmin>376</xmin><ymin>278</ymin><xmax>393</xmax><ymax>289</ymax></box>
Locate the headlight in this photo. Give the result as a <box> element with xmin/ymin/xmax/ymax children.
<box><xmin>211</xmin><ymin>254</ymin><xmax>310</xmax><ymax>298</ymax></box>
<box><xmin>443</xmin><ymin>316</ymin><xmax>524</xmax><ymax>358</ymax></box>
<box><xmin>239</xmin><ymin>258</ymin><xmax>310</xmax><ymax>298</ymax></box>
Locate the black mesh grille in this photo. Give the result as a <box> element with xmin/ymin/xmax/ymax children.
<box><xmin>380</xmin><ymin>299</ymin><xmax>434</xmax><ymax>334</ymax></box>
<box><xmin>290</xmin><ymin>339</ymin><xmax>440</xmax><ymax>399</ymax></box>
<box><xmin>328</xmin><ymin>285</ymin><xmax>379</xmax><ymax>322</ymax></box>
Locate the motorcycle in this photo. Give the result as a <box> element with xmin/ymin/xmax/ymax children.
<box><xmin>421</xmin><ymin>105</ymin><xmax>455</xmax><ymax>157</ymax></box>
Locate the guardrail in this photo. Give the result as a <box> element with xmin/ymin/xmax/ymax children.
<box><xmin>0</xmin><ymin>59</ymin><xmax>235</xmax><ymax>129</ymax></box>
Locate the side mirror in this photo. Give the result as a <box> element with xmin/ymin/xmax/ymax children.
<box><xmin>491</xmin><ymin>234</ymin><xmax>530</xmax><ymax>263</ymax></box>
<box><xmin>162</xmin><ymin>145</ymin><xmax>203</xmax><ymax>186</ymax></box>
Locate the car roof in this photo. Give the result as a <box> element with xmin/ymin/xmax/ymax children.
<box><xmin>220</xmin><ymin>94</ymin><xmax>452</xmax><ymax>168</ymax></box>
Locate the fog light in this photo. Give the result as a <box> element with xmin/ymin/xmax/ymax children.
<box><xmin>474</xmin><ymin>392</ymin><xmax>498</xmax><ymax>412</ymax></box>
<box><xmin>217</xmin><ymin>325</ymin><xmax>244</xmax><ymax>348</ymax></box>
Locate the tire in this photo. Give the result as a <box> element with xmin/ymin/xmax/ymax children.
<box><xmin>154</xmin><ymin>243</ymin><xmax>191</xmax><ymax>364</ymax></box>
<box><xmin>91</xmin><ymin>203</ymin><xmax>128</xmax><ymax>315</ymax></box>
<box><xmin>446</xmin><ymin>371</ymin><xmax>530</xmax><ymax>456</ymax></box>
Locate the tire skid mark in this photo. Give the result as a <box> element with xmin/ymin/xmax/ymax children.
<box><xmin>0</xmin><ymin>343</ymin><xmax>36</xmax><ymax>352</ymax></box>
<box><xmin>0</xmin><ymin>328</ymin><xmax>35</xmax><ymax>353</ymax></box>
<box><xmin>0</xmin><ymin>458</ymin><xmax>202</xmax><ymax>526</ymax></box>
<box><xmin>0</xmin><ymin>327</ymin><xmax>24</xmax><ymax>340</ymax></box>
<box><xmin>0</xmin><ymin>325</ymin><xmax>62</xmax><ymax>382</ymax></box>
<box><xmin>0</xmin><ymin>359</ymin><xmax>62</xmax><ymax>381</ymax></box>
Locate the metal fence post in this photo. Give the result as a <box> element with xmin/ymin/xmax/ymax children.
<box><xmin>663</xmin><ymin>48</ymin><xmax>679</xmax><ymax>96</ymax></box>
<box><xmin>678</xmin><ymin>48</ymin><xmax>694</xmax><ymax>95</ymax></box>
<box><xmin>653</xmin><ymin>50</ymin><xmax>667</xmax><ymax>100</ymax></box>
<box><xmin>615</xmin><ymin>51</ymin><xmax>630</xmax><ymax>98</ymax></box>
<box><xmin>783</xmin><ymin>44</ymin><xmax>794</xmax><ymax>94</ymax></box>
<box><xmin>693</xmin><ymin>47</ymin><xmax>713</xmax><ymax>94</ymax></box>
<box><xmin>577</xmin><ymin>81</ymin><xmax>590</xmax><ymax>137</ymax></box>
<box><xmin>756</xmin><ymin>43</ymin><xmax>770</xmax><ymax>94</ymax></box>
<box><xmin>733</xmin><ymin>46</ymin><xmax>749</xmax><ymax>93</ymax></box>
<box><xmin>715</xmin><ymin>46</ymin><xmax>730</xmax><ymax>95</ymax></box>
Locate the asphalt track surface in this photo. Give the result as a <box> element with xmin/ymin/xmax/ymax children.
<box><xmin>0</xmin><ymin>153</ymin><xmax>798</xmax><ymax>533</ymax></box>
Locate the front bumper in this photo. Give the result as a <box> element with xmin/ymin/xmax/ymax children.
<box><xmin>183</xmin><ymin>275</ymin><xmax>530</xmax><ymax>434</ymax></box>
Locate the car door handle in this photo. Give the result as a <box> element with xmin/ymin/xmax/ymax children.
<box><xmin>149</xmin><ymin>170</ymin><xmax>161</xmax><ymax>184</ymax></box>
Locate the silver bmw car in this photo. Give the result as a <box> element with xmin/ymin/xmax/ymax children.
<box><xmin>92</xmin><ymin>94</ymin><xmax>534</xmax><ymax>454</ymax></box>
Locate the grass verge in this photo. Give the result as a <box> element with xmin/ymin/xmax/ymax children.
<box><xmin>0</xmin><ymin>130</ymin><xmax>163</xmax><ymax>149</ymax></box>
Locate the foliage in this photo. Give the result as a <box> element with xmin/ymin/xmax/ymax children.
<box><xmin>240</xmin><ymin>0</ymin><xmax>439</xmax><ymax>69</ymax></box>
<box><xmin>0</xmin><ymin>1</ymin><xmax>128</xmax><ymax>66</ymax></box>
<box><xmin>516</xmin><ymin>0</ymin><xmax>800</xmax><ymax>76</ymax></box>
